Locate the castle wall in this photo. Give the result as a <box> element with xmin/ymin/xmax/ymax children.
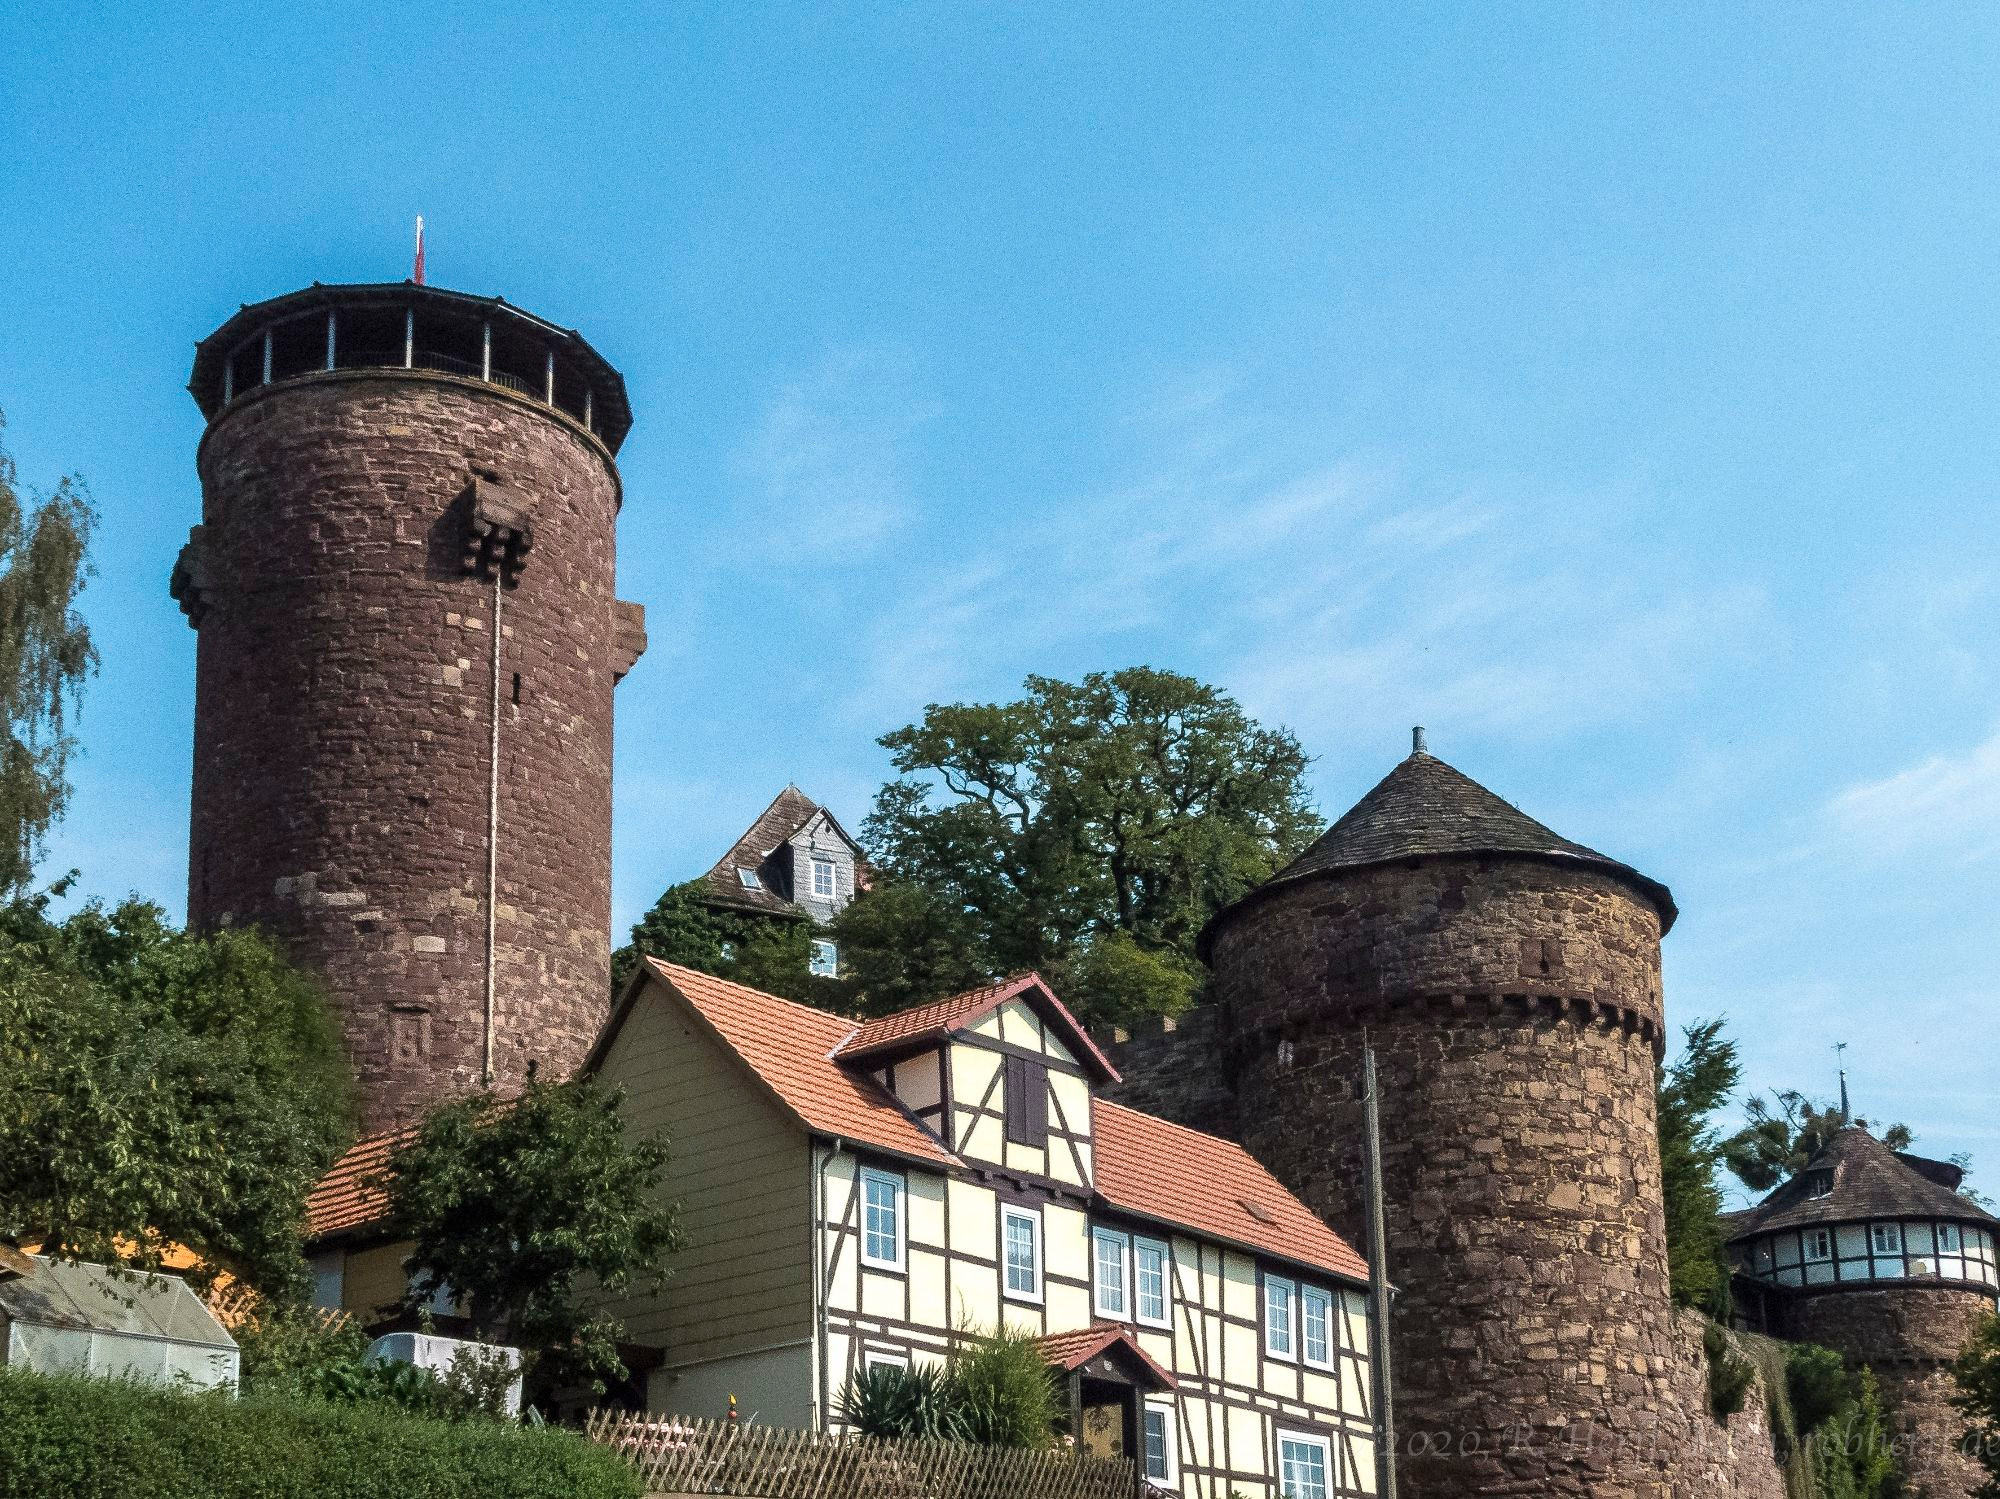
<box><xmin>1092</xmin><ymin>1006</ymin><xmax>1239</xmax><ymax>1142</ymax></box>
<box><xmin>1786</xmin><ymin>1287</ymin><xmax>1993</xmax><ymax>1496</ymax></box>
<box><xmin>188</xmin><ymin>371</ymin><xmax>621</xmax><ymax>1129</ymax></box>
<box><xmin>1209</xmin><ymin>859</ymin><xmax>1678</xmax><ymax>1497</ymax></box>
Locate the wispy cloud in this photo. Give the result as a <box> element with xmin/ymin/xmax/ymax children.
<box><xmin>832</xmin><ymin>366</ymin><xmax>1764</xmax><ymax>752</ymax></box>
<box><xmin>1823</xmin><ymin>726</ymin><xmax>2000</xmax><ymax>865</ymax></box>
<box><xmin>726</xmin><ymin>345</ymin><xmax>937</xmax><ymax>564</ymax></box>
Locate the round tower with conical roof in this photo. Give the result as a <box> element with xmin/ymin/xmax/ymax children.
<box><xmin>1729</xmin><ymin>1125</ymin><xmax>2000</xmax><ymax>1496</ymax></box>
<box><xmin>1202</xmin><ymin>733</ymin><xmax>1681</xmax><ymax>1497</ymax></box>
<box><xmin>176</xmin><ymin>283</ymin><xmax>647</xmax><ymax>1131</ymax></box>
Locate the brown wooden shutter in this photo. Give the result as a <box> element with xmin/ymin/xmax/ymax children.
<box><xmin>1005</xmin><ymin>1054</ymin><xmax>1027</xmax><ymax>1142</ymax></box>
<box><xmin>1026</xmin><ymin>1059</ymin><xmax>1048</xmax><ymax>1146</ymax></box>
<box><xmin>1006</xmin><ymin>1055</ymin><xmax>1049</xmax><ymax>1147</ymax></box>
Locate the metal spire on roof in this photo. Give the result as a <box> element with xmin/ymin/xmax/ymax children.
<box><xmin>1411</xmin><ymin>725</ymin><xmax>1428</xmax><ymax>757</ymax></box>
<box><xmin>1836</xmin><ymin>1041</ymin><xmax>1851</xmax><ymax>1126</ymax></box>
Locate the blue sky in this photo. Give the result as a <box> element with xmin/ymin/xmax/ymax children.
<box><xmin>3</xmin><ymin>3</ymin><xmax>1996</xmax><ymax>1191</ymax></box>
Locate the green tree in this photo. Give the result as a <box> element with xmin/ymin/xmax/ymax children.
<box><xmin>0</xmin><ymin>411</ymin><xmax>96</xmax><ymax>897</ymax></box>
<box><xmin>1657</xmin><ymin>1019</ymin><xmax>1742</xmax><ymax>1313</ymax></box>
<box><xmin>1724</xmin><ymin>1091</ymin><xmax>1911</xmax><ymax>1194</ymax></box>
<box><xmin>1956</xmin><ymin>1312</ymin><xmax>2000</xmax><ymax>1498</ymax></box>
<box><xmin>613</xmin><ymin>880</ymin><xmax>847</xmax><ymax>1009</ymax></box>
<box><xmin>843</xmin><ymin>667</ymin><xmax>1316</xmax><ymax>1026</ymax></box>
<box><xmin>0</xmin><ymin>894</ymin><xmax>353</xmax><ymax>1297</ymax></box>
<box><xmin>381</xmin><ymin>1071</ymin><xmax>682</xmax><ymax>1400</ymax></box>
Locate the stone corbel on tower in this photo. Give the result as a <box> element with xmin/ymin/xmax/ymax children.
<box><xmin>462</xmin><ymin>475</ymin><xmax>533</xmax><ymax>585</ymax></box>
<box><xmin>170</xmin><ymin>525</ymin><xmax>215</xmax><ymax>627</ymax></box>
<box><xmin>612</xmin><ymin>600</ymin><xmax>647</xmax><ymax>683</ymax></box>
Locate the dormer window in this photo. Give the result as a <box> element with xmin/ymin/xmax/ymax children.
<box><xmin>736</xmin><ymin>868</ymin><xmax>761</xmax><ymax>890</ymax></box>
<box><xmin>1801</xmin><ymin>1169</ymin><xmax>1834</xmax><ymax>1199</ymax></box>
<box><xmin>811</xmin><ymin>857</ymin><xmax>835</xmax><ymax>899</ymax></box>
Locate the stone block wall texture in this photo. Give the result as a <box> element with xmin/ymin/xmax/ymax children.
<box><xmin>1093</xmin><ymin>1005</ymin><xmax>1240</xmax><ymax>1142</ymax></box>
<box><xmin>1209</xmin><ymin>858</ymin><xmax>1681</xmax><ymax>1497</ymax></box>
<box><xmin>1785</xmin><ymin>1288</ymin><xmax>1993</xmax><ymax>1497</ymax></box>
<box><xmin>187</xmin><ymin>371</ymin><xmax>622</xmax><ymax>1131</ymax></box>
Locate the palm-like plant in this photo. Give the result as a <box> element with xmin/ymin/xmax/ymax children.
<box><xmin>835</xmin><ymin>1362</ymin><xmax>965</xmax><ymax>1440</ymax></box>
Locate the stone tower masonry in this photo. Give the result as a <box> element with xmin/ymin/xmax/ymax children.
<box><xmin>176</xmin><ymin>283</ymin><xmax>647</xmax><ymax>1131</ymax></box>
<box><xmin>1202</xmin><ymin>734</ymin><xmax>1683</xmax><ymax>1498</ymax></box>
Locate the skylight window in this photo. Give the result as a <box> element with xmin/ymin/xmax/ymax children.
<box><xmin>736</xmin><ymin>868</ymin><xmax>760</xmax><ymax>889</ymax></box>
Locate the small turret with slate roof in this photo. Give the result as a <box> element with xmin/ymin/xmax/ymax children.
<box><xmin>1730</xmin><ymin>1125</ymin><xmax>1999</xmax><ymax>1497</ymax></box>
<box><xmin>1204</xmin><ymin>731</ymin><xmax>1684</xmax><ymax>1499</ymax></box>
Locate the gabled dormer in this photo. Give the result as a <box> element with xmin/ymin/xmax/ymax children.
<box><xmin>834</xmin><ymin>974</ymin><xmax>1120</xmax><ymax>1193</ymax></box>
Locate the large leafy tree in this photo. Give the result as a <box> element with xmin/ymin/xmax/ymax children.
<box><xmin>0</xmin><ymin>410</ymin><xmax>97</xmax><ymax>896</ymax></box>
<box><xmin>382</xmin><ymin>1071</ymin><xmax>682</xmax><ymax>1399</ymax></box>
<box><xmin>0</xmin><ymin>894</ymin><xmax>353</xmax><ymax>1296</ymax></box>
<box><xmin>1657</xmin><ymin>1019</ymin><xmax>1742</xmax><ymax>1313</ymax></box>
<box><xmin>835</xmin><ymin>667</ymin><xmax>1316</xmax><ymax>1025</ymax></box>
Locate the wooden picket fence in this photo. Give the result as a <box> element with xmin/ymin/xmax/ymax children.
<box><xmin>583</xmin><ymin>1410</ymin><xmax>1144</xmax><ymax>1499</ymax></box>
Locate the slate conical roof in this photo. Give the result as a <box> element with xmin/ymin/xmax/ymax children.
<box><xmin>1727</xmin><ymin>1126</ymin><xmax>2000</xmax><ymax>1242</ymax></box>
<box><xmin>1203</xmin><ymin>737</ymin><xmax>1676</xmax><ymax>954</ymax></box>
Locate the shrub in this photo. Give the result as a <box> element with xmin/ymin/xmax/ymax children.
<box><xmin>950</xmin><ymin>1324</ymin><xmax>1059</xmax><ymax>1449</ymax></box>
<box><xmin>1955</xmin><ymin>1311</ymin><xmax>2000</xmax><ymax>1499</ymax></box>
<box><xmin>0</xmin><ymin>1366</ymin><xmax>638</xmax><ymax>1499</ymax></box>
<box><xmin>235</xmin><ymin>1306</ymin><xmax>512</xmax><ymax>1421</ymax></box>
<box><xmin>1785</xmin><ymin>1343</ymin><xmax>1853</xmax><ymax>1436</ymax></box>
<box><xmin>1804</xmin><ymin>1368</ymin><xmax>1900</xmax><ymax>1499</ymax></box>
<box><xmin>832</xmin><ymin>1325</ymin><xmax>1060</xmax><ymax>1449</ymax></box>
<box><xmin>1705</xmin><ymin>1322</ymin><xmax>1757</xmax><ymax>1421</ymax></box>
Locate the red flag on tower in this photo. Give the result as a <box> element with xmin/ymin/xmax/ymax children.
<box><xmin>413</xmin><ymin>216</ymin><xmax>426</xmax><ymax>286</ymax></box>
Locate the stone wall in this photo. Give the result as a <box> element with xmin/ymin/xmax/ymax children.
<box><xmin>1786</xmin><ymin>1287</ymin><xmax>1993</xmax><ymax>1497</ymax></box>
<box><xmin>186</xmin><ymin>370</ymin><xmax>627</xmax><ymax>1131</ymax></box>
<box><xmin>1209</xmin><ymin>858</ymin><xmax>1679</xmax><ymax>1497</ymax></box>
<box><xmin>1093</xmin><ymin>1005</ymin><xmax>1239</xmax><ymax>1142</ymax></box>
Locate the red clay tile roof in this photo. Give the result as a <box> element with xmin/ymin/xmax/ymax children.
<box><xmin>304</xmin><ymin>1126</ymin><xmax>414</xmax><ymax>1240</ymax></box>
<box><xmin>646</xmin><ymin>960</ymin><xmax>958</xmax><ymax>1168</ymax></box>
<box><xmin>1037</xmin><ymin>1323</ymin><xmax>1177</xmax><ymax>1390</ymax></box>
<box><xmin>837</xmin><ymin>972</ymin><xmax>1121</xmax><ymax>1083</ymax></box>
<box><xmin>307</xmin><ymin>966</ymin><xmax>1370</xmax><ymax>1287</ymax></box>
<box><xmin>1094</xmin><ymin>1100</ymin><xmax>1369</xmax><ymax>1283</ymax></box>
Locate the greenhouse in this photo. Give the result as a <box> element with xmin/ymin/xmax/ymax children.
<box><xmin>0</xmin><ymin>1253</ymin><xmax>238</xmax><ymax>1393</ymax></box>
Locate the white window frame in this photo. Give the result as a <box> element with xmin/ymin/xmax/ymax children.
<box><xmin>863</xmin><ymin>1348</ymin><xmax>909</xmax><ymax>1374</ymax></box>
<box><xmin>812</xmin><ymin>856</ymin><xmax>836</xmax><ymax>898</ymax></box>
<box><xmin>860</xmin><ymin>1166</ymin><xmax>906</xmax><ymax>1272</ymax></box>
<box><xmin>1092</xmin><ymin>1226</ymin><xmax>1131</xmax><ymax>1320</ymax></box>
<box><xmin>1141</xmin><ymin>1397</ymin><xmax>1177</xmax><ymax>1485</ymax></box>
<box><xmin>1941</xmin><ymin>1223</ymin><xmax>1963</xmax><ymax>1253</ymax></box>
<box><xmin>1872</xmin><ymin>1222</ymin><xmax>1903</xmax><ymax>1256</ymax></box>
<box><xmin>810</xmin><ymin>938</ymin><xmax>838</xmax><ymax>977</ymax></box>
<box><xmin>1277</xmin><ymin>1428</ymin><xmax>1334</xmax><ymax>1499</ymax></box>
<box><xmin>1804</xmin><ymin>1228</ymin><xmax>1832</xmax><ymax>1263</ymax></box>
<box><xmin>1002</xmin><ymin>1204</ymin><xmax>1043</xmax><ymax>1304</ymax></box>
<box><xmin>1301</xmin><ymin>1284</ymin><xmax>1335</xmax><ymax>1370</ymax></box>
<box><xmin>1133</xmin><ymin>1235</ymin><xmax>1171</xmax><ymax>1329</ymax></box>
<box><xmin>1264</xmin><ymin>1273</ymin><xmax>1298</xmax><ymax>1361</ymax></box>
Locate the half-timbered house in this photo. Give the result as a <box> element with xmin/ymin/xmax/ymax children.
<box><xmin>303</xmin><ymin>960</ymin><xmax>1381</xmax><ymax>1498</ymax></box>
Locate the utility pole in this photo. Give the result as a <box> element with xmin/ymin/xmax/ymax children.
<box><xmin>1363</xmin><ymin>1041</ymin><xmax>1398</xmax><ymax>1499</ymax></box>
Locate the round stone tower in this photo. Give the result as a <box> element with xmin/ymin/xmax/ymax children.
<box><xmin>1730</xmin><ymin>1126</ymin><xmax>2000</xmax><ymax>1497</ymax></box>
<box><xmin>1202</xmin><ymin>732</ymin><xmax>1680</xmax><ymax>1497</ymax></box>
<box><xmin>176</xmin><ymin>283</ymin><xmax>647</xmax><ymax>1131</ymax></box>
